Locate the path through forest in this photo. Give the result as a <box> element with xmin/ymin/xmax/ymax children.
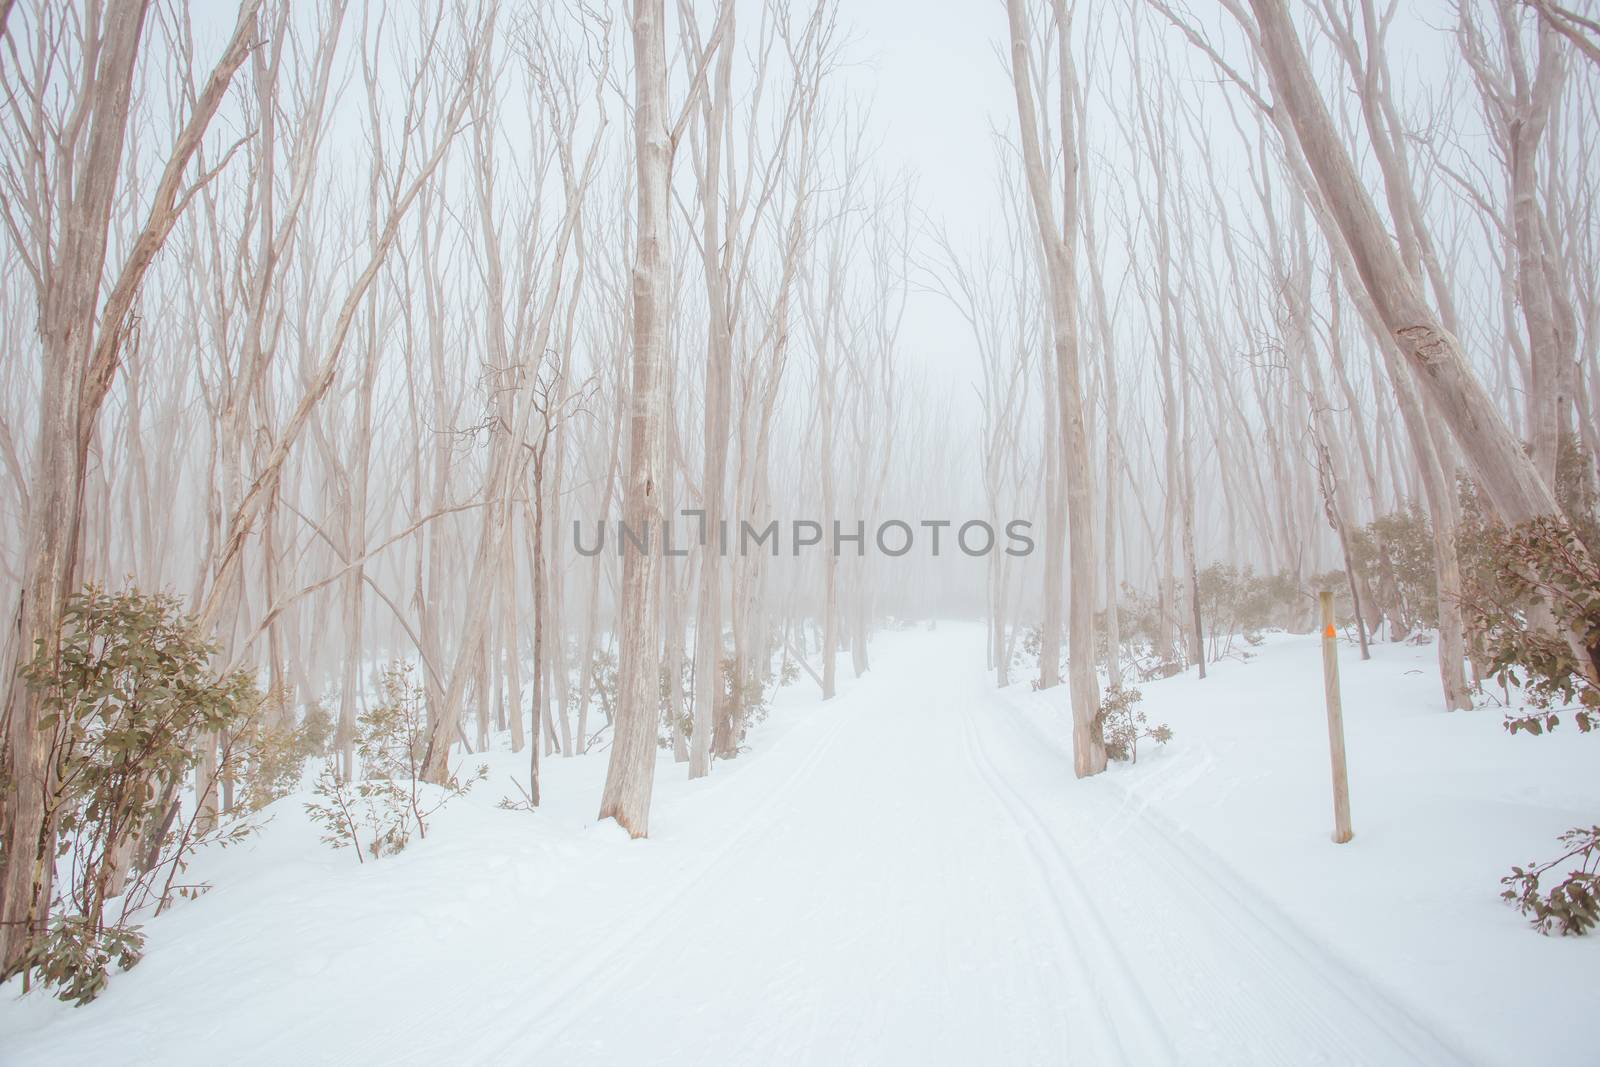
<box><xmin>0</xmin><ymin>625</ymin><xmax>1485</xmax><ymax>1065</ymax></box>
<box><xmin>463</xmin><ymin>624</ymin><xmax>1462</xmax><ymax>1066</ymax></box>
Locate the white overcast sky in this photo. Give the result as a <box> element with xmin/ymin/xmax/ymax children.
<box><xmin>835</xmin><ymin>0</ymin><xmax>1016</xmax><ymax>395</ymax></box>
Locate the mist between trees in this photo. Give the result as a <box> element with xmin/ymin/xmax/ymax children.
<box><xmin>0</xmin><ymin>0</ymin><xmax>1597</xmax><ymax>989</ymax></box>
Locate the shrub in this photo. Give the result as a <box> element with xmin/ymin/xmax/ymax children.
<box><xmin>656</xmin><ymin>656</ymin><xmax>693</xmax><ymax>748</ymax></box>
<box><xmin>1113</xmin><ymin>571</ymin><xmax>1302</xmax><ymax>681</ymax></box>
<box><xmin>5</xmin><ymin>585</ymin><xmax>260</xmax><ymax>1003</ymax></box>
<box><xmin>1196</xmin><ymin>563</ymin><xmax>1285</xmax><ymax>659</ymax></box>
<box><xmin>1349</xmin><ymin>505</ymin><xmax>1437</xmax><ymax>633</ymax></box>
<box><xmin>1458</xmin><ymin>433</ymin><xmax>1600</xmax><ymax>617</ymax></box>
<box><xmin>1502</xmin><ymin>826</ymin><xmax>1600</xmax><ymax>936</ymax></box>
<box><xmin>1110</xmin><ymin>590</ymin><xmax>1177</xmax><ymax>680</ymax></box>
<box><xmin>587</xmin><ymin>646</ymin><xmax>619</xmax><ymax>723</ymax></box>
<box><xmin>1309</xmin><ymin>570</ymin><xmax>1356</xmax><ymax>623</ymax></box>
<box><xmin>1554</xmin><ymin>432</ymin><xmax>1600</xmax><ymax>552</ymax></box>
<box><xmin>1019</xmin><ymin>624</ymin><xmax>1068</xmax><ymax>678</ymax></box>
<box><xmin>305</xmin><ymin>662</ymin><xmax>484</xmax><ymax>863</ymax></box>
<box><xmin>1460</xmin><ymin>514</ymin><xmax>1600</xmax><ymax>936</ymax></box>
<box><xmin>1462</xmin><ymin>516</ymin><xmax>1600</xmax><ymax>720</ymax></box>
<box><xmin>722</xmin><ymin>655</ymin><xmax>771</xmax><ymax>747</ymax></box>
<box><xmin>5</xmin><ymin>916</ymin><xmax>145</xmax><ymax>1007</ymax></box>
<box><xmin>233</xmin><ymin>690</ymin><xmax>327</xmax><ymax>812</ymax></box>
<box><xmin>1096</xmin><ymin>686</ymin><xmax>1172</xmax><ymax>764</ymax></box>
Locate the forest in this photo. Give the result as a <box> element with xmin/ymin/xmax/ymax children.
<box><xmin>0</xmin><ymin>0</ymin><xmax>1596</xmax><ymax>1063</ymax></box>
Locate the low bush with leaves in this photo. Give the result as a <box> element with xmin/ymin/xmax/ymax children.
<box><xmin>656</xmin><ymin>656</ymin><xmax>694</xmax><ymax>749</ymax></box>
<box><xmin>1458</xmin><ymin>507</ymin><xmax>1600</xmax><ymax>937</ymax></box>
<box><xmin>5</xmin><ymin>916</ymin><xmax>145</xmax><ymax>1007</ymax></box>
<box><xmin>778</xmin><ymin>655</ymin><xmax>800</xmax><ymax>688</ymax></box>
<box><xmin>1457</xmin><ymin>432</ymin><xmax>1600</xmax><ymax>638</ymax></box>
<box><xmin>1502</xmin><ymin>706</ymin><xmax>1596</xmax><ymax>737</ymax></box>
<box><xmin>1349</xmin><ymin>505</ymin><xmax>1437</xmax><ymax>636</ymax></box>
<box><xmin>722</xmin><ymin>655</ymin><xmax>772</xmax><ymax>748</ymax></box>
<box><xmin>305</xmin><ymin>662</ymin><xmax>485</xmax><ymax>863</ymax></box>
<box><xmin>4</xmin><ymin>585</ymin><xmax>262</xmax><ymax>1003</ymax></box>
<box><xmin>1018</xmin><ymin>624</ymin><xmax>1066</xmax><ymax>680</ymax></box>
<box><xmin>232</xmin><ymin>690</ymin><xmax>331</xmax><ymax>812</ymax></box>
<box><xmin>1462</xmin><ymin>516</ymin><xmax>1600</xmax><ymax>724</ymax></box>
<box><xmin>1096</xmin><ymin>686</ymin><xmax>1172</xmax><ymax>764</ymax></box>
<box><xmin>1111</xmin><ymin>571</ymin><xmax>1303</xmax><ymax>682</ymax></box>
<box><xmin>1501</xmin><ymin>826</ymin><xmax>1600</xmax><ymax>936</ymax></box>
<box><xmin>585</xmin><ymin>646</ymin><xmax>619</xmax><ymax>725</ymax></box>
<box><xmin>1196</xmin><ymin>563</ymin><xmax>1294</xmax><ymax>660</ymax></box>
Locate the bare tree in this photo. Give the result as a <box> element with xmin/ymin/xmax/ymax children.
<box><xmin>1004</xmin><ymin>0</ymin><xmax>1106</xmax><ymax>777</ymax></box>
<box><xmin>599</xmin><ymin>0</ymin><xmax>725</xmax><ymax>836</ymax></box>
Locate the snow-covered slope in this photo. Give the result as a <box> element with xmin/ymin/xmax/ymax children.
<box><xmin>1004</xmin><ymin>629</ymin><xmax>1597</xmax><ymax>1066</ymax></box>
<box><xmin>0</xmin><ymin>624</ymin><xmax>1591</xmax><ymax>1064</ymax></box>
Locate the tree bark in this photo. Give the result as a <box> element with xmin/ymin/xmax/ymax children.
<box><xmin>599</xmin><ymin>0</ymin><xmax>675</xmax><ymax>836</ymax></box>
<box><xmin>1005</xmin><ymin>0</ymin><xmax>1105</xmax><ymax>777</ymax></box>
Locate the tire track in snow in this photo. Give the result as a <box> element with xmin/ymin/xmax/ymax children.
<box><xmin>953</xmin><ymin>673</ymin><xmax>1178</xmax><ymax>1066</ymax></box>
<box><xmin>366</xmin><ymin>626</ymin><xmax>1472</xmax><ymax>1065</ymax></box>
<box><xmin>430</xmin><ymin>671</ymin><xmax>869</xmax><ymax>1065</ymax></box>
<box><xmin>1091</xmin><ymin>757</ymin><xmax>1475</xmax><ymax>1064</ymax></box>
<box><xmin>982</xmin><ymin>675</ymin><xmax>1474</xmax><ymax>1065</ymax></box>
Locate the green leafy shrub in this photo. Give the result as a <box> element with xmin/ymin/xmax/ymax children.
<box><xmin>1349</xmin><ymin>505</ymin><xmax>1437</xmax><ymax>634</ymax></box>
<box><xmin>1462</xmin><ymin>516</ymin><xmax>1600</xmax><ymax>720</ymax></box>
<box><xmin>5</xmin><ymin>585</ymin><xmax>260</xmax><ymax>1003</ymax></box>
<box><xmin>305</xmin><ymin>662</ymin><xmax>484</xmax><ymax>863</ymax></box>
<box><xmin>656</xmin><ymin>656</ymin><xmax>693</xmax><ymax>748</ymax></box>
<box><xmin>1196</xmin><ymin>563</ymin><xmax>1292</xmax><ymax>659</ymax></box>
<box><xmin>1503</xmin><ymin>706</ymin><xmax>1596</xmax><ymax>737</ymax></box>
<box><xmin>721</xmin><ymin>655</ymin><xmax>771</xmax><ymax>749</ymax></box>
<box><xmin>1113</xmin><ymin>571</ymin><xmax>1302</xmax><ymax>681</ymax></box>
<box><xmin>587</xmin><ymin>646</ymin><xmax>619</xmax><ymax>724</ymax></box>
<box><xmin>1308</xmin><ymin>570</ymin><xmax>1356</xmax><ymax>625</ymax></box>
<box><xmin>1554</xmin><ymin>432</ymin><xmax>1600</xmax><ymax>552</ymax></box>
<box><xmin>1096</xmin><ymin>686</ymin><xmax>1172</xmax><ymax>764</ymax></box>
<box><xmin>1458</xmin><ymin>433</ymin><xmax>1600</xmax><ymax>621</ymax></box>
<box><xmin>5</xmin><ymin>916</ymin><xmax>145</xmax><ymax>1007</ymax></box>
<box><xmin>1502</xmin><ymin>826</ymin><xmax>1600</xmax><ymax>936</ymax></box>
<box><xmin>233</xmin><ymin>690</ymin><xmax>328</xmax><ymax>812</ymax></box>
<box><xmin>1460</xmin><ymin>513</ymin><xmax>1600</xmax><ymax>936</ymax></box>
<box><xmin>1019</xmin><ymin>624</ymin><xmax>1055</xmax><ymax>675</ymax></box>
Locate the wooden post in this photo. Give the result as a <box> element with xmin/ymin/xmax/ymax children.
<box><xmin>1320</xmin><ymin>590</ymin><xmax>1354</xmax><ymax>844</ymax></box>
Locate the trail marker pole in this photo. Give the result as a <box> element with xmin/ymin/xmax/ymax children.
<box><xmin>1320</xmin><ymin>590</ymin><xmax>1354</xmax><ymax>844</ymax></box>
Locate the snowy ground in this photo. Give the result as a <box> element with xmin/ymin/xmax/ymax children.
<box><xmin>1</xmin><ymin>624</ymin><xmax>1593</xmax><ymax>1064</ymax></box>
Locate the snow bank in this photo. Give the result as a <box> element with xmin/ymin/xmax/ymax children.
<box><xmin>1006</xmin><ymin>630</ymin><xmax>1598</xmax><ymax>1065</ymax></box>
<box><xmin>1</xmin><ymin>626</ymin><xmax>1592</xmax><ymax>1065</ymax></box>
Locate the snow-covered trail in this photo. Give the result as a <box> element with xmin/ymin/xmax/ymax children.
<box><xmin>1</xmin><ymin>624</ymin><xmax>1487</xmax><ymax>1065</ymax></box>
<box><xmin>468</xmin><ymin>624</ymin><xmax>1462</xmax><ymax>1066</ymax></box>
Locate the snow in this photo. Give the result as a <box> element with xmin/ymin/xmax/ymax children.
<box><xmin>1</xmin><ymin>624</ymin><xmax>1593</xmax><ymax>1064</ymax></box>
<box><xmin>1003</xmin><ymin>629</ymin><xmax>1598</xmax><ymax>1066</ymax></box>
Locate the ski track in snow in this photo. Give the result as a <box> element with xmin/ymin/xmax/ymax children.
<box><xmin>489</xmin><ymin>625</ymin><xmax>1463</xmax><ymax>1066</ymax></box>
<box><xmin>0</xmin><ymin>623</ymin><xmax>1563</xmax><ymax>1064</ymax></box>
